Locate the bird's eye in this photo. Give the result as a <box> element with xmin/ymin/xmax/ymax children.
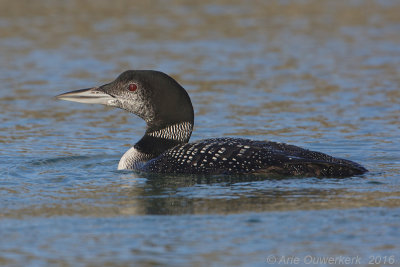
<box><xmin>128</xmin><ymin>83</ymin><xmax>138</xmax><ymax>92</ymax></box>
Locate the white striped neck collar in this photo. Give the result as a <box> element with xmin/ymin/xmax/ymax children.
<box><xmin>147</xmin><ymin>122</ymin><xmax>193</xmax><ymax>142</ymax></box>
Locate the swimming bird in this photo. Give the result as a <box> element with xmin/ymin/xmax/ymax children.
<box><xmin>56</xmin><ymin>70</ymin><xmax>367</xmax><ymax>177</ymax></box>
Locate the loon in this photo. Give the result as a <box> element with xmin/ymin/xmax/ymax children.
<box><xmin>56</xmin><ymin>70</ymin><xmax>367</xmax><ymax>177</ymax></box>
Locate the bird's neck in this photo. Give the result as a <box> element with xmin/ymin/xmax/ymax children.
<box><xmin>118</xmin><ymin>121</ymin><xmax>193</xmax><ymax>170</ymax></box>
<box><xmin>140</xmin><ymin>121</ymin><xmax>193</xmax><ymax>154</ymax></box>
<box><xmin>146</xmin><ymin>121</ymin><xmax>193</xmax><ymax>143</ymax></box>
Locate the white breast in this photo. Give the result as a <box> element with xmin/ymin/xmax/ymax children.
<box><xmin>118</xmin><ymin>147</ymin><xmax>152</xmax><ymax>170</ymax></box>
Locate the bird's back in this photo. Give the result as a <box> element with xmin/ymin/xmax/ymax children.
<box><xmin>141</xmin><ymin>138</ymin><xmax>367</xmax><ymax>177</ymax></box>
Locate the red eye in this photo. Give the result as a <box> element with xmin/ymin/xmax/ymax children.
<box><xmin>128</xmin><ymin>83</ymin><xmax>137</xmax><ymax>92</ymax></box>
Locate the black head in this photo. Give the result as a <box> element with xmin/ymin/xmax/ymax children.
<box><xmin>57</xmin><ymin>70</ymin><xmax>194</xmax><ymax>131</ymax></box>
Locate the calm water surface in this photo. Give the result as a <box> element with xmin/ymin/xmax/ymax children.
<box><xmin>1</xmin><ymin>0</ymin><xmax>400</xmax><ymax>266</ymax></box>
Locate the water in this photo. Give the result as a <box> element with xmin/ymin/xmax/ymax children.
<box><xmin>1</xmin><ymin>0</ymin><xmax>400</xmax><ymax>266</ymax></box>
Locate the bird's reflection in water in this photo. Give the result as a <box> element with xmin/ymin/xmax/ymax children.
<box><xmin>116</xmin><ymin>172</ymin><xmax>355</xmax><ymax>215</ymax></box>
